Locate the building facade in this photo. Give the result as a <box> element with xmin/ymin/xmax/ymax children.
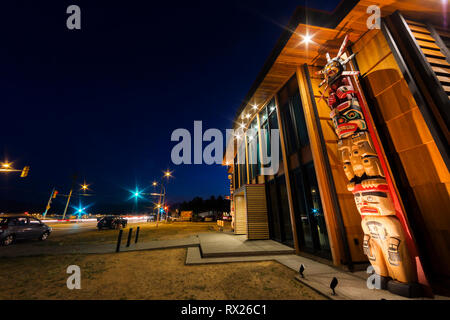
<box><xmin>225</xmin><ymin>0</ymin><xmax>449</xmax><ymax>295</ymax></box>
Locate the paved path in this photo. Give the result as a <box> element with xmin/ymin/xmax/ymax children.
<box><xmin>198</xmin><ymin>233</ymin><xmax>294</xmax><ymax>257</ymax></box>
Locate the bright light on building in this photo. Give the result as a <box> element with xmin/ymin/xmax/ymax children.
<box><xmin>301</xmin><ymin>33</ymin><xmax>313</xmax><ymax>44</ymax></box>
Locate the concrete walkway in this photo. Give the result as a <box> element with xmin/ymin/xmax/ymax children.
<box><xmin>198</xmin><ymin>233</ymin><xmax>294</xmax><ymax>257</ymax></box>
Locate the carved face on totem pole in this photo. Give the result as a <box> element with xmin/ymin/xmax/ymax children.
<box><xmin>330</xmin><ymin>99</ymin><xmax>367</xmax><ymax>139</ymax></box>
<box><xmin>317</xmin><ymin>36</ymin><xmax>363</xmax><ymax>139</ymax></box>
<box><xmin>352</xmin><ymin>182</ymin><xmax>396</xmax><ymax>216</ymax></box>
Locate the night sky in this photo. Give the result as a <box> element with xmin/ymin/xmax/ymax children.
<box><xmin>0</xmin><ymin>0</ymin><xmax>339</xmax><ymax>213</ymax></box>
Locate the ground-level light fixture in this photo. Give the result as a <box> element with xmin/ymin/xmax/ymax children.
<box><xmin>299</xmin><ymin>264</ymin><xmax>305</xmax><ymax>278</ymax></box>
<box><xmin>330</xmin><ymin>277</ymin><xmax>338</xmax><ymax>295</ymax></box>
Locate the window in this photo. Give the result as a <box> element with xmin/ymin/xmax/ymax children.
<box><xmin>291</xmin><ymin>93</ymin><xmax>309</xmax><ymax>147</ymax></box>
<box><xmin>29</xmin><ymin>218</ymin><xmax>41</xmax><ymax>225</ymax></box>
<box><xmin>17</xmin><ymin>218</ymin><xmax>28</xmax><ymax>226</ymax></box>
<box><xmin>247</xmin><ymin>119</ymin><xmax>259</xmax><ymax>181</ymax></box>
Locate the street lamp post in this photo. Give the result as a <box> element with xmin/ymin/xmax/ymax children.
<box><xmin>0</xmin><ymin>161</ymin><xmax>30</xmax><ymax>178</ymax></box>
<box><xmin>153</xmin><ymin>170</ymin><xmax>172</xmax><ymax>227</ymax></box>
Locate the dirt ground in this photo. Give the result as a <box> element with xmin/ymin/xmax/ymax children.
<box><xmin>43</xmin><ymin>222</ymin><xmax>217</xmax><ymax>246</ymax></box>
<box><xmin>0</xmin><ymin>249</ymin><xmax>325</xmax><ymax>300</ymax></box>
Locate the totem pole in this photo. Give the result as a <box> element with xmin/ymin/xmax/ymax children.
<box><xmin>317</xmin><ymin>35</ymin><xmax>418</xmax><ymax>287</ymax></box>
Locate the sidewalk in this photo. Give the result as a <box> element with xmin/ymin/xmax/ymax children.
<box><xmin>198</xmin><ymin>232</ymin><xmax>294</xmax><ymax>257</ymax></box>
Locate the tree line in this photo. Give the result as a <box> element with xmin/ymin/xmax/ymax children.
<box><xmin>176</xmin><ymin>195</ymin><xmax>230</xmax><ymax>214</ymax></box>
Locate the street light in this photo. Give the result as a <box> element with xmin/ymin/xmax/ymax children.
<box><xmin>81</xmin><ymin>183</ymin><xmax>89</xmax><ymax>192</ymax></box>
<box><xmin>164</xmin><ymin>170</ymin><xmax>172</xmax><ymax>178</ymax></box>
<box><xmin>153</xmin><ymin>169</ymin><xmax>173</xmax><ymax>227</ymax></box>
<box><xmin>0</xmin><ymin>160</ymin><xmax>30</xmax><ymax>178</ymax></box>
<box><xmin>1</xmin><ymin>162</ymin><xmax>11</xmax><ymax>169</ymax></box>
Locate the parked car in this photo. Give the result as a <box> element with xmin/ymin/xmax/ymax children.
<box><xmin>97</xmin><ymin>216</ymin><xmax>127</xmax><ymax>230</ymax></box>
<box><xmin>0</xmin><ymin>215</ymin><xmax>52</xmax><ymax>246</ymax></box>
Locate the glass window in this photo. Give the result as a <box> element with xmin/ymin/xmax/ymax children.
<box><xmin>247</xmin><ymin>119</ymin><xmax>259</xmax><ymax>181</ymax></box>
<box><xmin>305</xmin><ymin>163</ymin><xmax>330</xmax><ymax>253</ymax></box>
<box><xmin>277</xmin><ymin>175</ymin><xmax>293</xmax><ymax>245</ymax></box>
<box><xmin>291</xmin><ymin>93</ymin><xmax>309</xmax><ymax>147</ymax></box>
<box><xmin>267</xmin><ymin>180</ymin><xmax>281</xmax><ymax>242</ymax></box>
<box><xmin>29</xmin><ymin>218</ymin><xmax>41</xmax><ymax>225</ymax></box>
<box><xmin>17</xmin><ymin>218</ymin><xmax>28</xmax><ymax>226</ymax></box>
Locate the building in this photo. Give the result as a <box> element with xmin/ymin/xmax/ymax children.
<box><xmin>225</xmin><ymin>0</ymin><xmax>449</xmax><ymax>295</ymax></box>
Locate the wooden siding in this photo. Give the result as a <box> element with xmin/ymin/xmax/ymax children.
<box><xmin>245</xmin><ymin>185</ymin><xmax>270</xmax><ymax>240</ymax></box>
<box><xmin>234</xmin><ymin>194</ymin><xmax>247</xmax><ymax>235</ymax></box>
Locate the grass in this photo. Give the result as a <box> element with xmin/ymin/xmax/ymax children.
<box><xmin>41</xmin><ymin>221</ymin><xmax>217</xmax><ymax>246</ymax></box>
<box><xmin>0</xmin><ymin>249</ymin><xmax>325</xmax><ymax>300</ymax></box>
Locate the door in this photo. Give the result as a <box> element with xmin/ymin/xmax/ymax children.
<box><xmin>28</xmin><ymin>217</ymin><xmax>45</xmax><ymax>238</ymax></box>
<box><xmin>15</xmin><ymin>217</ymin><xmax>32</xmax><ymax>240</ymax></box>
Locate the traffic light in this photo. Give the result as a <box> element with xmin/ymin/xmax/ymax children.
<box><xmin>20</xmin><ymin>166</ymin><xmax>30</xmax><ymax>178</ymax></box>
<box><xmin>52</xmin><ymin>190</ymin><xmax>59</xmax><ymax>198</ymax></box>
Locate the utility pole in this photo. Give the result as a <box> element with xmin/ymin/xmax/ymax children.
<box><xmin>43</xmin><ymin>188</ymin><xmax>55</xmax><ymax>218</ymax></box>
<box><xmin>62</xmin><ymin>174</ymin><xmax>77</xmax><ymax>220</ymax></box>
<box><xmin>153</xmin><ymin>170</ymin><xmax>172</xmax><ymax>227</ymax></box>
<box><xmin>62</xmin><ymin>189</ymin><xmax>73</xmax><ymax>220</ymax></box>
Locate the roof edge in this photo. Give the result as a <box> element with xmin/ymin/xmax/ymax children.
<box><xmin>233</xmin><ymin>0</ymin><xmax>360</xmax><ymax>122</ymax></box>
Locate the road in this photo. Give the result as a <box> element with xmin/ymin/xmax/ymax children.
<box><xmin>47</xmin><ymin>221</ymin><xmax>98</xmax><ymax>238</ymax></box>
<box><xmin>47</xmin><ymin>220</ymin><xmax>146</xmax><ymax>238</ymax></box>
<box><xmin>0</xmin><ymin>220</ymin><xmax>150</xmax><ymax>258</ymax></box>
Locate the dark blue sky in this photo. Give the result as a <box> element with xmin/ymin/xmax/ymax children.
<box><xmin>0</xmin><ymin>0</ymin><xmax>339</xmax><ymax>212</ymax></box>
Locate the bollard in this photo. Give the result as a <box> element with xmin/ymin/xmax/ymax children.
<box><xmin>126</xmin><ymin>228</ymin><xmax>133</xmax><ymax>247</ymax></box>
<box><xmin>135</xmin><ymin>226</ymin><xmax>140</xmax><ymax>243</ymax></box>
<box><xmin>116</xmin><ymin>229</ymin><xmax>123</xmax><ymax>252</ymax></box>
